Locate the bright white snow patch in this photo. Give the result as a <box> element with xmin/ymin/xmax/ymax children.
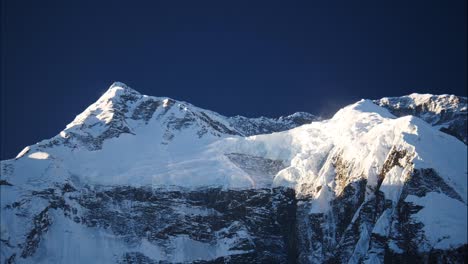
<box><xmin>59</xmin><ymin>131</ymin><xmax>69</xmax><ymax>138</ymax></box>
<box><xmin>15</xmin><ymin>146</ymin><xmax>30</xmax><ymax>159</ymax></box>
<box><xmin>28</xmin><ymin>152</ymin><xmax>50</xmax><ymax>160</ymax></box>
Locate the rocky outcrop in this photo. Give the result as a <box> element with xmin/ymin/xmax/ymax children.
<box><xmin>227</xmin><ymin>112</ymin><xmax>319</xmax><ymax>136</ymax></box>
<box><xmin>296</xmin><ymin>149</ymin><xmax>467</xmax><ymax>264</ymax></box>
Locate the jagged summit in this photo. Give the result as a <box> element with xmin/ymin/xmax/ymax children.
<box><xmin>109</xmin><ymin>81</ymin><xmax>131</xmax><ymax>89</ymax></box>
<box><xmin>99</xmin><ymin>81</ymin><xmax>142</xmax><ymax>103</ymax></box>
<box><xmin>378</xmin><ymin>93</ymin><xmax>466</xmax><ymax>112</ymax></box>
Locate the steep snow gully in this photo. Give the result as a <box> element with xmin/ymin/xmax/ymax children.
<box><xmin>1</xmin><ymin>82</ymin><xmax>467</xmax><ymax>263</ymax></box>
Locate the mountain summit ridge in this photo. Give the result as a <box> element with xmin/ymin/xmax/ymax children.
<box><xmin>15</xmin><ymin>82</ymin><xmax>320</xmax><ymax>157</ymax></box>
<box><xmin>35</xmin><ymin>82</ymin><xmax>468</xmax><ymax>156</ymax></box>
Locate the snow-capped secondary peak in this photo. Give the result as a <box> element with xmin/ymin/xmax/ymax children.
<box><xmin>375</xmin><ymin>93</ymin><xmax>467</xmax><ymax>144</ymax></box>
<box><xmin>378</xmin><ymin>93</ymin><xmax>466</xmax><ymax>114</ymax></box>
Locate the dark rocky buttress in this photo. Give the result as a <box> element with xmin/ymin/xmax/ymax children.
<box><xmin>1</xmin><ymin>184</ymin><xmax>298</xmax><ymax>264</ymax></box>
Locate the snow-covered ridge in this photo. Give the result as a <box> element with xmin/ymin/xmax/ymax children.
<box><xmin>60</xmin><ymin>82</ymin><xmax>239</xmax><ymax>150</ymax></box>
<box><xmin>228</xmin><ymin>112</ymin><xmax>319</xmax><ymax>136</ymax></box>
<box><xmin>379</xmin><ymin>93</ymin><xmax>466</xmax><ymax>114</ymax></box>
<box><xmin>216</xmin><ymin>99</ymin><xmax>466</xmax><ymax>199</ymax></box>
<box><xmin>66</xmin><ymin>81</ymin><xmax>319</xmax><ymax>138</ymax></box>
<box><xmin>375</xmin><ymin>93</ymin><xmax>467</xmax><ymax>144</ymax></box>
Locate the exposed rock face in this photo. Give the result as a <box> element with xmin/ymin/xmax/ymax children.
<box><xmin>1</xmin><ymin>185</ymin><xmax>297</xmax><ymax>263</ymax></box>
<box><xmin>375</xmin><ymin>94</ymin><xmax>467</xmax><ymax>144</ymax></box>
<box><xmin>296</xmin><ymin>150</ymin><xmax>467</xmax><ymax>264</ymax></box>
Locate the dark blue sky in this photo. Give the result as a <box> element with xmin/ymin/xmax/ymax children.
<box><xmin>1</xmin><ymin>0</ymin><xmax>467</xmax><ymax>159</ymax></box>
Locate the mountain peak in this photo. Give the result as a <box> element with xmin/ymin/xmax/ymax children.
<box><xmin>101</xmin><ymin>81</ymin><xmax>141</xmax><ymax>100</ymax></box>
<box><xmin>93</xmin><ymin>82</ymin><xmax>142</xmax><ymax>107</ymax></box>
<box><xmin>108</xmin><ymin>81</ymin><xmax>137</xmax><ymax>92</ymax></box>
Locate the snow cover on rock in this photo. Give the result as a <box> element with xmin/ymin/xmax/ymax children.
<box><xmin>375</xmin><ymin>93</ymin><xmax>467</xmax><ymax>144</ymax></box>
<box><xmin>216</xmin><ymin>99</ymin><xmax>466</xmax><ymax>200</ymax></box>
<box><xmin>405</xmin><ymin>193</ymin><xmax>467</xmax><ymax>250</ymax></box>
<box><xmin>1</xmin><ymin>82</ymin><xmax>466</xmax><ymax>263</ymax></box>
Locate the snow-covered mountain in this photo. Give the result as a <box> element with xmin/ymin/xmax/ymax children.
<box><xmin>1</xmin><ymin>82</ymin><xmax>466</xmax><ymax>263</ymax></box>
